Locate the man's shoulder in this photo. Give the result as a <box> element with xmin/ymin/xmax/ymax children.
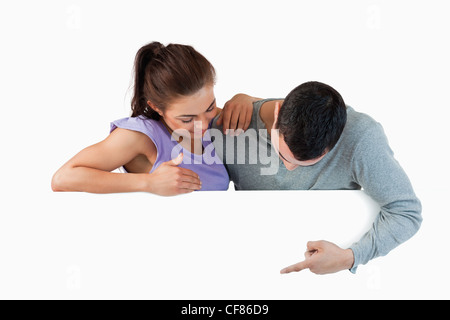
<box><xmin>343</xmin><ymin>106</ymin><xmax>383</xmax><ymax>142</ymax></box>
<box><xmin>211</xmin><ymin>99</ymin><xmax>270</xmax><ymax>133</ymax></box>
<box><xmin>337</xmin><ymin>106</ymin><xmax>391</xmax><ymax>163</ymax></box>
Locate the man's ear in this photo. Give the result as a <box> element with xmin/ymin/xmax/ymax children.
<box><xmin>147</xmin><ymin>101</ymin><xmax>163</xmax><ymax>116</ymax></box>
<box><xmin>273</xmin><ymin>102</ymin><xmax>281</xmax><ymax>128</ymax></box>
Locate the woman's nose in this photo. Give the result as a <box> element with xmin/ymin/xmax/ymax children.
<box><xmin>194</xmin><ymin>121</ymin><xmax>207</xmax><ymax>132</ymax></box>
<box><xmin>195</xmin><ymin>116</ymin><xmax>209</xmax><ymax>130</ymax></box>
<box><xmin>194</xmin><ymin>121</ymin><xmax>202</xmax><ymax>130</ymax></box>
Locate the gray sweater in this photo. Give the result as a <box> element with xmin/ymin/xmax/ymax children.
<box><xmin>211</xmin><ymin>99</ymin><xmax>422</xmax><ymax>273</ymax></box>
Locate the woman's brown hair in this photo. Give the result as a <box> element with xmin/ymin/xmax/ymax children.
<box><xmin>131</xmin><ymin>42</ymin><xmax>216</xmax><ymax>120</ymax></box>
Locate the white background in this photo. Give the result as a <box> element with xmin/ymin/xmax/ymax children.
<box><xmin>0</xmin><ymin>0</ymin><xmax>449</xmax><ymax>299</ymax></box>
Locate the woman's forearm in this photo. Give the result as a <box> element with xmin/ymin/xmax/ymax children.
<box><xmin>52</xmin><ymin>166</ymin><xmax>148</xmax><ymax>194</ymax></box>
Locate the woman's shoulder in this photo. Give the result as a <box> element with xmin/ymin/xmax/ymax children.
<box><xmin>110</xmin><ymin>116</ymin><xmax>166</xmax><ymax>147</ymax></box>
<box><xmin>111</xmin><ymin>116</ymin><xmax>160</xmax><ymax>131</ymax></box>
<box><xmin>111</xmin><ymin>116</ymin><xmax>165</xmax><ymax>137</ymax></box>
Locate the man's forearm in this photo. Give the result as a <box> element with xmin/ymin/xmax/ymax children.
<box><xmin>350</xmin><ymin>123</ymin><xmax>423</xmax><ymax>272</ymax></box>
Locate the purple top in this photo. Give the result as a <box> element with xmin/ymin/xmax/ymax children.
<box><xmin>110</xmin><ymin>116</ymin><xmax>229</xmax><ymax>191</ymax></box>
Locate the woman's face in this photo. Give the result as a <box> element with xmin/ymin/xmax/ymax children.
<box><xmin>157</xmin><ymin>85</ymin><xmax>217</xmax><ymax>138</ymax></box>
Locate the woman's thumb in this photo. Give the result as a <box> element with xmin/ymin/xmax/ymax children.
<box><xmin>170</xmin><ymin>153</ymin><xmax>183</xmax><ymax>166</ymax></box>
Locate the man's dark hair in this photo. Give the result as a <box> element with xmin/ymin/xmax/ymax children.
<box><xmin>276</xmin><ymin>81</ymin><xmax>347</xmax><ymax>161</ymax></box>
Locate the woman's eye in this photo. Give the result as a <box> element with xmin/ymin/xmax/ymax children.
<box><xmin>181</xmin><ymin>118</ymin><xmax>193</xmax><ymax>124</ymax></box>
<box><xmin>206</xmin><ymin>105</ymin><xmax>216</xmax><ymax>113</ymax></box>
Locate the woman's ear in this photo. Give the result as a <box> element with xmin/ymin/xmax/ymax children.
<box><xmin>147</xmin><ymin>101</ymin><xmax>163</xmax><ymax>116</ymax></box>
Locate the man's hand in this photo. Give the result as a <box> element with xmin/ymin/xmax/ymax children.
<box><xmin>280</xmin><ymin>241</ymin><xmax>355</xmax><ymax>275</ymax></box>
<box><xmin>216</xmin><ymin>94</ymin><xmax>261</xmax><ymax>135</ymax></box>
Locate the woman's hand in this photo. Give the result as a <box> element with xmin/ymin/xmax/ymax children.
<box><xmin>216</xmin><ymin>94</ymin><xmax>261</xmax><ymax>135</ymax></box>
<box><xmin>145</xmin><ymin>153</ymin><xmax>202</xmax><ymax>196</ymax></box>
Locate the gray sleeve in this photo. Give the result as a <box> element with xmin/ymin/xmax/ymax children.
<box><xmin>252</xmin><ymin>98</ymin><xmax>283</xmax><ymax>109</ymax></box>
<box><xmin>349</xmin><ymin>122</ymin><xmax>422</xmax><ymax>273</ymax></box>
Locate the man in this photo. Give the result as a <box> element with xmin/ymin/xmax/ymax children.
<box><xmin>212</xmin><ymin>81</ymin><xmax>422</xmax><ymax>274</ymax></box>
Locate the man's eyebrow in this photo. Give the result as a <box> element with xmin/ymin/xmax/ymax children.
<box><xmin>176</xmin><ymin>99</ymin><xmax>216</xmax><ymax>118</ymax></box>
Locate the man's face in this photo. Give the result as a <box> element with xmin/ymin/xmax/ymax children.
<box><xmin>271</xmin><ymin>102</ymin><xmax>327</xmax><ymax>171</ymax></box>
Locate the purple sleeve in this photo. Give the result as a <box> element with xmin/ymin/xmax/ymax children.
<box><xmin>110</xmin><ymin>117</ymin><xmax>165</xmax><ymax>171</ymax></box>
<box><xmin>110</xmin><ymin>117</ymin><xmax>162</xmax><ymax>149</ymax></box>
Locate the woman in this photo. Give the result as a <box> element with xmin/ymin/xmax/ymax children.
<box><xmin>52</xmin><ymin>42</ymin><xmax>248</xmax><ymax>196</ymax></box>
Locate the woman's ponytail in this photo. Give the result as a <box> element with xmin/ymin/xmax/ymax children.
<box><xmin>131</xmin><ymin>42</ymin><xmax>164</xmax><ymax>119</ymax></box>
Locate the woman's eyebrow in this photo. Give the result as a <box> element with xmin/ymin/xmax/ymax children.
<box><xmin>176</xmin><ymin>99</ymin><xmax>216</xmax><ymax>118</ymax></box>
